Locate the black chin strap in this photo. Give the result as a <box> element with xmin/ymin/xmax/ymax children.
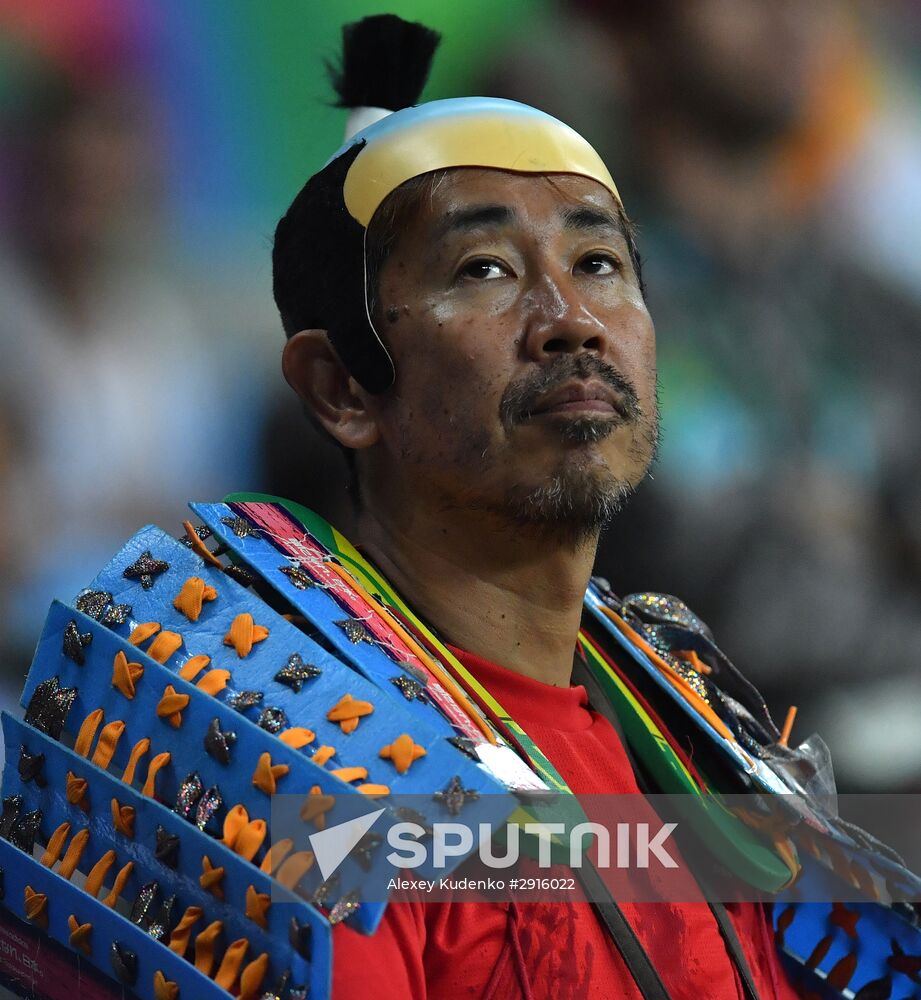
<box><xmin>571</xmin><ymin>657</ymin><xmax>762</xmax><ymax>1000</ymax></box>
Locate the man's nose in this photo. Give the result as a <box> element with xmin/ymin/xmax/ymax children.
<box><xmin>520</xmin><ymin>271</ymin><xmax>608</xmax><ymax>360</ymax></box>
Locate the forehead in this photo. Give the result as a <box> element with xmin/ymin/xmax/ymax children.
<box><xmin>409</xmin><ymin>167</ymin><xmax>624</xmax><ymax>234</ymax></box>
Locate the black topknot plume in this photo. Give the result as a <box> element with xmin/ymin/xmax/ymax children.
<box><xmin>328</xmin><ymin>14</ymin><xmax>441</xmax><ymax>112</ymax></box>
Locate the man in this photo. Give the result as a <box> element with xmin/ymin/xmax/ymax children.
<box><xmin>272</xmin><ymin>15</ymin><xmax>797</xmax><ymax>1000</ymax></box>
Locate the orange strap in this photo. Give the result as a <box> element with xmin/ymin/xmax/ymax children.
<box><xmin>91</xmin><ymin>720</ymin><xmax>125</xmax><ymax>769</ymax></box>
<box><xmin>329</xmin><ymin>766</ymin><xmax>368</xmax><ymax>783</ymax></box>
<box><xmin>128</xmin><ymin>621</ymin><xmax>161</xmax><ymax>646</ymax></box>
<box><xmin>178</xmin><ymin>653</ymin><xmax>211</xmax><ymax>682</ymax></box>
<box><xmin>183</xmin><ymin>520</ymin><xmax>223</xmax><ymax>568</ymax></box>
<box><xmin>199</xmin><ymin>856</ymin><xmax>225</xmax><ymax>900</ymax></box>
<box><xmin>778</xmin><ymin>705</ymin><xmax>798</xmax><ymax>748</ymax></box>
<box><xmin>147</xmin><ymin>630</ymin><xmax>183</xmax><ymax>664</ymax></box>
<box><xmin>223</xmin><ymin>612</ymin><xmax>269</xmax><ymax>657</ymax></box>
<box><xmin>279</xmin><ymin>727</ymin><xmax>315</xmax><ymax>749</ymax></box>
<box><xmin>259</xmin><ymin>837</ymin><xmax>293</xmax><ymax>875</ymax></box>
<box><xmin>167</xmin><ymin>905</ymin><xmax>203</xmax><ymax>956</ymax></box>
<box><xmin>142</xmin><ymin>751</ymin><xmax>172</xmax><ymax>798</ymax></box>
<box><xmin>214</xmin><ymin>937</ymin><xmax>249</xmax><ymax>991</ymax></box>
<box><xmin>112</xmin><ymin>651</ymin><xmax>144</xmax><ymax>699</ymax></box>
<box><xmin>121</xmin><ymin>737</ymin><xmax>151</xmax><ymax>785</ymax></box>
<box><xmin>235</xmin><ymin>820</ymin><xmax>267</xmax><ymax>862</ymax></box>
<box><xmin>58</xmin><ymin>827</ymin><xmax>90</xmax><ymax>880</ymax></box>
<box><xmin>157</xmin><ymin>685</ymin><xmax>190</xmax><ymax>728</ymax></box>
<box><xmin>84</xmin><ymin>849</ymin><xmax>116</xmax><ymax>897</ymax></box>
<box><xmin>221</xmin><ymin>804</ymin><xmax>249</xmax><ymax>850</ymax></box>
<box><xmin>604</xmin><ymin>608</ymin><xmax>737</xmax><ymax>743</ymax></box>
<box><xmin>252</xmin><ymin>752</ymin><xmax>289</xmax><ymax>795</ymax></box>
<box><xmin>358</xmin><ymin>782</ymin><xmax>390</xmax><ymax>797</ymax></box>
<box><xmin>40</xmin><ymin>821</ymin><xmax>71</xmax><ymax>868</ymax></box>
<box><xmin>197</xmin><ymin>669</ymin><xmax>231</xmax><ymax>696</ymax></box>
<box><xmin>299</xmin><ymin>786</ymin><xmax>334</xmax><ymax>829</ymax></box>
<box><xmin>153</xmin><ymin>970</ymin><xmax>180</xmax><ymax>1000</ymax></box>
<box><xmin>311</xmin><ymin>745</ymin><xmax>336</xmax><ymax>766</ymax></box>
<box><xmin>24</xmin><ymin>886</ymin><xmax>48</xmax><ymax>929</ymax></box>
<box><xmin>379</xmin><ymin>734</ymin><xmax>427</xmax><ymax>774</ymax></box>
<box><xmin>65</xmin><ymin>771</ymin><xmax>89</xmax><ymax>811</ymax></box>
<box><xmin>327</xmin><ymin>693</ymin><xmax>374</xmax><ymax>733</ymax></box>
<box><xmin>245</xmin><ymin>884</ymin><xmax>271</xmax><ymax>928</ymax></box>
<box><xmin>74</xmin><ymin>708</ymin><xmax>104</xmax><ymax>758</ymax></box>
<box><xmin>193</xmin><ymin>920</ymin><xmax>224</xmax><ymax>977</ymax></box>
<box><xmin>102</xmin><ymin>861</ymin><xmax>134</xmax><ymax>909</ymax></box>
<box><xmin>111</xmin><ymin>799</ymin><xmax>135</xmax><ymax>837</ymax></box>
<box><xmin>67</xmin><ymin>914</ymin><xmax>92</xmax><ymax>955</ymax></box>
<box><xmin>173</xmin><ymin>576</ymin><xmax>218</xmax><ymax>622</ymax></box>
<box><xmin>239</xmin><ymin>953</ymin><xmax>270</xmax><ymax>1000</ymax></box>
<box><xmin>275</xmin><ymin>851</ymin><xmax>315</xmax><ymax>890</ymax></box>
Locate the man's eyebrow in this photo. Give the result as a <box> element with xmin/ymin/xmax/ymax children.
<box><xmin>438</xmin><ymin>204</ymin><xmax>516</xmax><ymax>237</ymax></box>
<box><xmin>562</xmin><ymin>205</ymin><xmax>627</xmax><ymax>239</ymax></box>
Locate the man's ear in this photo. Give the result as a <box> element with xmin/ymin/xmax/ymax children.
<box><xmin>282</xmin><ymin>330</ymin><xmax>381</xmax><ymax>450</ymax></box>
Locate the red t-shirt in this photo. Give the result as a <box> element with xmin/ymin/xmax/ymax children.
<box><xmin>332</xmin><ymin>648</ymin><xmax>798</xmax><ymax>999</ymax></box>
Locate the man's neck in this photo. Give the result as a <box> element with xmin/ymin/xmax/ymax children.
<box><xmin>355</xmin><ymin>502</ymin><xmax>596</xmax><ymax>688</ymax></box>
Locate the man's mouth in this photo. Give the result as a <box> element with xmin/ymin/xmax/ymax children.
<box><xmin>528</xmin><ymin>381</ymin><xmax>626</xmax><ymax>420</ymax></box>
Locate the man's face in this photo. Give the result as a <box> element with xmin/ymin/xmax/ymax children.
<box><xmin>362</xmin><ymin>168</ymin><xmax>657</xmax><ymax>544</ymax></box>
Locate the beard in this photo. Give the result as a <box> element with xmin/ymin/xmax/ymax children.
<box><xmin>487</xmin><ymin>359</ymin><xmax>660</xmax><ymax>547</ymax></box>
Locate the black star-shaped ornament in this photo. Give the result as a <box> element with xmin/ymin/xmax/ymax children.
<box><xmin>62</xmin><ymin>620</ymin><xmax>92</xmax><ymax>665</ymax></box>
<box><xmin>433</xmin><ymin>775</ymin><xmax>479</xmax><ymax>816</ymax></box>
<box><xmin>447</xmin><ymin>735</ymin><xmax>480</xmax><ymax>762</ymax></box>
<box><xmin>288</xmin><ymin>918</ymin><xmax>312</xmax><ymax>960</ymax></box>
<box><xmin>328</xmin><ymin>890</ymin><xmax>361</xmax><ymax>926</ymax></box>
<box><xmin>195</xmin><ymin>786</ymin><xmax>223</xmax><ymax>832</ymax></box>
<box><xmin>0</xmin><ymin>795</ymin><xmax>22</xmax><ymax>840</ymax></box>
<box><xmin>110</xmin><ymin>941</ymin><xmax>138</xmax><ymax>986</ymax></box>
<box><xmin>224</xmin><ymin>563</ymin><xmax>258</xmax><ymax>587</ymax></box>
<box><xmin>228</xmin><ymin>689</ymin><xmax>263</xmax><ymax>712</ymax></box>
<box><xmin>353</xmin><ymin>832</ymin><xmax>383</xmax><ymax>871</ymax></box>
<box><xmin>257</xmin><ymin>706</ymin><xmax>289</xmax><ymax>734</ymax></box>
<box><xmin>102</xmin><ymin>602</ymin><xmax>132</xmax><ymax>626</ymax></box>
<box><xmin>146</xmin><ymin>894</ymin><xmax>177</xmax><ymax>942</ymax></box>
<box><xmin>17</xmin><ymin>746</ymin><xmax>46</xmax><ymax>787</ymax></box>
<box><xmin>391</xmin><ymin>674</ymin><xmax>427</xmax><ymax>701</ymax></box>
<box><xmin>275</xmin><ymin>653</ymin><xmax>321</xmax><ymax>693</ymax></box>
<box><xmin>262</xmin><ymin>970</ymin><xmax>306</xmax><ymax>1000</ymax></box>
<box><xmin>74</xmin><ymin>589</ymin><xmax>133</xmax><ymax>626</ymax></box>
<box><xmin>155</xmin><ymin>825</ymin><xmax>180</xmax><ymax>868</ymax></box>
<box><xmin>311</xmin><ymin>874</ymin><xmax>340</xmax><ymax>907</ymax></box>
<box><xmin>173</xmin><ymin>772</ymin><xmax>203</xmax><ymax>821</ymax></box>
<box><xmin>279</xmin><ymin>564</ymin><xmax>314</xmax><ymax>590</ymax></box>
<box><xmin>75</xmin><ymin>589</ymin><xmax>112</xmax><ymax>621</ymax></box>
<box><xmin>178</xmin><ymin>524</ymin><xmax>212</xmax><ymax>546</ymax></box>
<box><xmin>9</xmin><ymin>808</ymin><xmax>43</xmax><ymax>854</ymax></box>
<box><xmin>123</xmin><ymin>550</ymin><xmax>169</xmax><ymax>589</ymax></box>
<box><xmin>393</xmin><ymin>805</ymin><xmax>433</xmax><ymax>836</ymax></box>
<box><xmin>221</xmin><ymin>515</ymin><xmax>260</xmax><ymax>538</ymax></box>
<box><xmin>129</xmin><ymin>881</ymin><xmax>159</xmax><ymax>928</ymax></box>
<box><xmin>335</xmin><ymin>618</ymin><xmax>375</xmax><ymax>645</ymax></box>
<box><xmin>204</xmin><ymin>717</ymin><xmax>236</xmax><ymax>765</ymax></box>
<box><xmin>24</xmin><ymin>676</ymin><xmax>77</xmax><ymax>739</ymax></box>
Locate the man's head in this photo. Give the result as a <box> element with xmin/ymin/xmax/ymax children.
<box><xmin>274</xmin><ymin>16</ymin><xmax>657</xmax><ymax>547</ymax></box>
<box><xmin>282</xmin><ymin>165</ymin><xmax>657</xmax><ymax>546</ymax></box>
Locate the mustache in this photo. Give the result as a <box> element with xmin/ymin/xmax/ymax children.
<box><xmin>499</xmin><ymin>354</ymin><xmax>642</xmax><ymax>428</ymax></box>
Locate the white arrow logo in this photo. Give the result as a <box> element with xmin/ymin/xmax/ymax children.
<box><xmin>308</xmin><ymin>808</ymin><xmax>386</xmax><ymax>880</ymax></box>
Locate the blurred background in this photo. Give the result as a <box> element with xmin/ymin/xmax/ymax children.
<box><xmin>1</xmin><ymin>0</ymin><xmax>919</xmax><ymax>792</ymax></box>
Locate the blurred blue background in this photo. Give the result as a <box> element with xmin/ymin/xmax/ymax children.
<box><xmin>1</xmin><ymin>0</ymin><xmax>919</xmax><ymax>791</ymax></box>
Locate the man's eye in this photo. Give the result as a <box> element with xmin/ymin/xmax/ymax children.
<box><xmin>577</xmin><ymin>253</ymin><xmax>621</xmax><ymax>275</ymax></box>
<box><xmin>459</xmin><ymin>258</ymin><xmax>507</xmax><ymax>280</ymax></box>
